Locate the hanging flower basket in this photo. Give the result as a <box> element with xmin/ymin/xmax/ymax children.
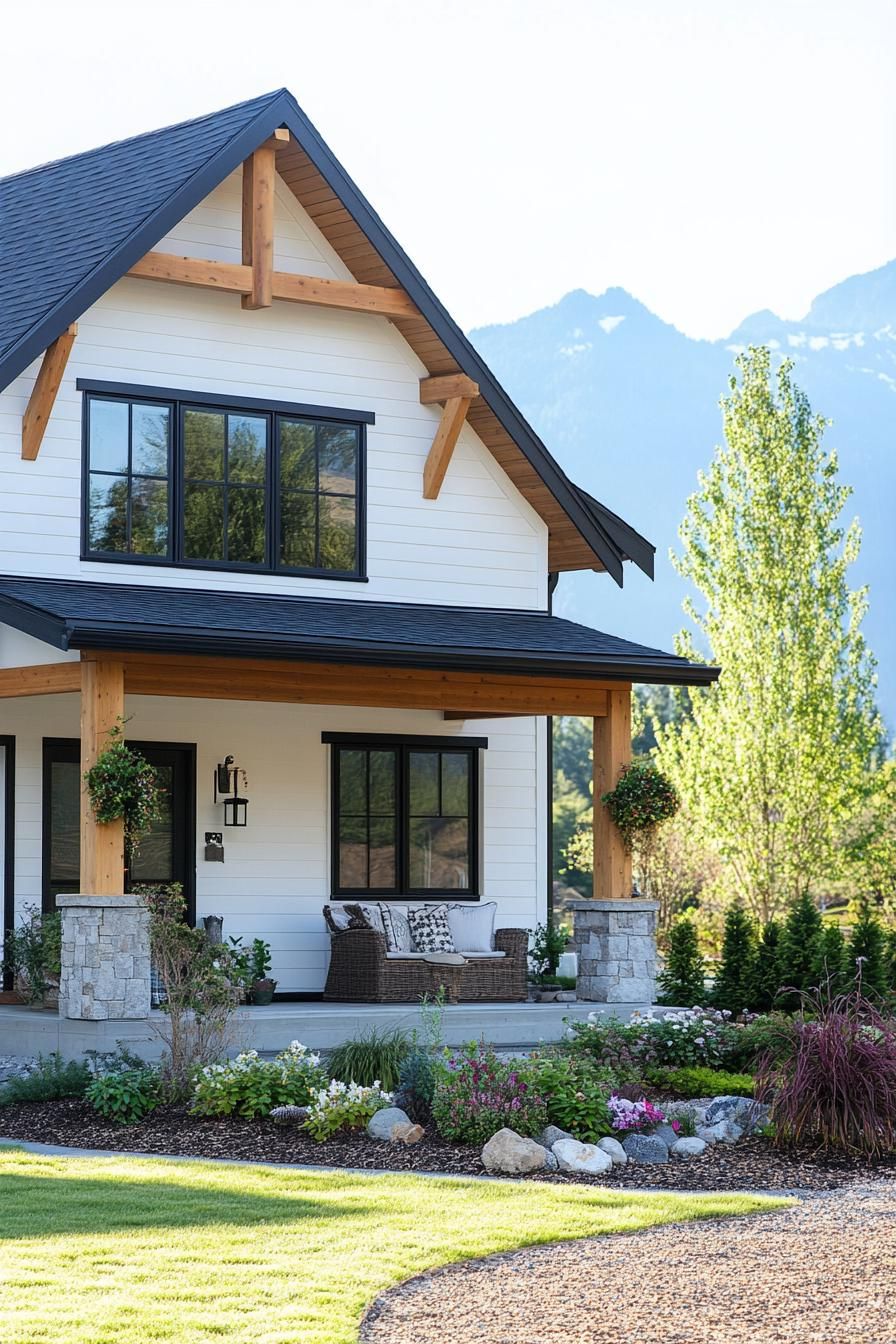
<box><xmin>601</xmin><ymin>762</ymin><xmax>679</xmax><ymax>851</ymax></box>
<box><xmin>84</xmin><ymin>720</ymin><xmax>164</xmax><ymax>856</ymax></box>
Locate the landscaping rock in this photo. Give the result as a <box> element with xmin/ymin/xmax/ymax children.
<box><xmin>538</xmin><ymin>1125</ymin><xmax>574</xmax><ymax>1149</ymax></box>
<box><xmin>597</xmin><ymin>1137</ymin><xmax>628</xmax><ymax>1166</ymax></box>
<box><xmin>671</xmin><ymin>1137</ymin><xmax>707</xmax><ymax>1160</ymax></box>
<box><xmin>270</xmin><ymin>1105</ymin><xmax>309</xmax><ymax>1125</ymax></box>
<box><xmin>396</xmin><ymin>1123</ymin><xmax>425</xmax><ymax>1144</ymax></box>
<box><xmin>552</xmin><ymin>1138</ymin><xmax>614</xmax><ymax>1175</ymax></box>
<box><xmin>543</xmin><ymin>1149</ymin><xmax>559</xmax><ymax>1171</ymax></box>
<box><xmin>704</xmin><ymin>1096</ymin><xmax>743</xmax><ymax>1125</ymax></box>
<box><xmin>481</xmin><ymin>1128</ymin><xmax>548</xmax><ymax>1175</ymax></box>
<box><xmin>367</xmin><ymin>1107</ymin><xmax>413</xmax><ymax>1141</ymax></box>
<box><xmin>555</xmin><ymin>990</ymin><xmax>577</xmax><ymax>1002</ymax></box>
<box><xmin>652</xmin><ymin>1123</ymin><xmax>680</xmax><ymax>1149</ymax></box>
<box><xmin>622</xmin><ymin>1134</ymin><xmax>669</xmax><ymax>1164</ymax></box>
<box><xmin>696</xmin><ymin>1118</ymin><xmax>743</xmax><ymax>1145</ymax></box>
<box><xmin>537</xmin><ymin>991</ymin><xmax>559</xmax><ymax>1002</ymax></box>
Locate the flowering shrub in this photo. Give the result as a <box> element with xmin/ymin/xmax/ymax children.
<box><xmin>191</xmin><ymin>1041</ymin><xmax>325</xmax><ymax>1119</ymax></box>
<box><xmin>601</xmin><ymin>762</ymin><xmax>679</xmax><ymax>850</ymax></box>
<box><xmin>303</xmin><ymin>1079</ymin><xmax>393</xmax><ymax>1142</ymax></box>
<box><xmin>522</xmin><ymin>1053</ymin><xmax>613</xmax><ymax>1143</ymax></box>
<box><xmin>607</xmin><ymin>1094</ymin><xmax>673</xmax><ymax>1134</ymax></box>
<box><xmin>567</xmin><ymin>1008</ymin><xmax>742</xmax><ymax>1075</ymax></box>
<box><xmin>432</xmin><ymin>1042</ymin><xmax>548</xmax><ymax>1146</ymax></box>
<box><xmin>84</xmin><ymin>720</ymin><xmax>163</xmax><ymax>855</ymax></box>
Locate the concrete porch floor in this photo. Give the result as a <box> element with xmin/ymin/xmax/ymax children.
<box><xmin>0</xmin><ymin>999</ymin><xmax>650</xmax><ymax>1062</ymax></box>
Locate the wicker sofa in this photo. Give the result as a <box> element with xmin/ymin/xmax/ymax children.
<box><xmin>322</xmin><ymin>905</ymin><xmax>528</xmax><ymax>1003</ymax></box>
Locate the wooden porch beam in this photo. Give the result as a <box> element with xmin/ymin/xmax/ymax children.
<box><xmin>241</xmin><ymin>143</ymin><xmax>277</xmax><ymax>310</ymax></box>
<box><xmin>80</xmin><ymin>658</ymin><xmax>125</xmax><ymax>896</ymax></box>
<box><xmin>420</xmin><ymin>373</ymin><xmax>479</xmax><ymax>404</ymax></box>
<box><xmin>127</xmin><ymin>251</ymin><xmax>419</xmax><ymax>317</ymax></box>
<box><xmin>21</xmin><ymin>324</ymin><xmax>77</xmax><ymax>461</ymax></box>
<box><xmin>0</xmin><ymin>662</ymin><xmax>81</xmax><ymax>697</ymax></box>
<box><xmin>592</xmin><ymin>687</ymin><xmax>632</xmax><ymax>901</ymax></box>
<box><xmin>423</xmin><ymin>395</ymin><xmax>472</xmax><ymax>500</ymax></box>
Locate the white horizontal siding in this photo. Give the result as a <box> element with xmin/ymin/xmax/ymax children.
<box><xmin>0</xmin><ymin>173</ymin><xmax>548</xmax><ymax>610</ymax></box>
<box><xmin>1</xmin><ymin>686</ymin><xmax>547</xmax><ymax>993</ymax></box>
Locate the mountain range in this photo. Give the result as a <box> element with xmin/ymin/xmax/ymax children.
<box><xmin>469</xmin><ymin>260</ymin><xmax>896</xmax><ymax>725</ymax></box>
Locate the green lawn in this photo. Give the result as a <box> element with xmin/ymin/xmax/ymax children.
<box><xmin>0</xmin><ymin>1148</ymin><xmax>786</xmax><ymax>1344</ymax></box>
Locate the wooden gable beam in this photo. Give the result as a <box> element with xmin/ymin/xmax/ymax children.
<box><xmin>423</xmin><ymin>395</ymin><xmax>472</xmax><ymax>500</ymax></box>
<box><xmin>420</xmin><ymin>373</ymin><xmax>479</xmax><ymax>404</ymax></box>
<box><xmin>241</xmin><ymin>141</ymin><xmax>277</xmax><ymax>310</ymax></box>
<box><xmin>21</xmin><ymin>324</ymin><xmax>77</xmax><ymax>461</ymax></box>
<box><xmin>127</xmin><ymin>252</ymin><xmax>419</xmax><ymax>318</ymax></box>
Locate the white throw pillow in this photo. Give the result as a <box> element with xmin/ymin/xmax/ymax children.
<box><xmin>446</xmin><ymin>901</ymin><xmax>496</xmax><ymax>953</ymax></box>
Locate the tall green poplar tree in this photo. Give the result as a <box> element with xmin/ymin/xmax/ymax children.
<box><xmin>657</xmin><ymin>347</ymin><xmax>881</xmax><ymax>922</ymax></box>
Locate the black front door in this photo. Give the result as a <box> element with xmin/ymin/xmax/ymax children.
<box><xmin>42</xmin><ymin>739</ymin><xmax>196</xmax><ymax>919</ymax></box>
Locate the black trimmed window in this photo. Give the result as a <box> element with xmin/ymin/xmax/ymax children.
<box><xmin>82</xmin><ymin>386</ymin><xmax>367</xmax><ymax>579</ymax></box>
<box><xmin>326</xmin><ymin>735</ymin><xmax>483</xmax><ymax>898</ymax></box>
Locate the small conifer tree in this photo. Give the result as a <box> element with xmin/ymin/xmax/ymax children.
<box><xmin>753</xmin><ymin>919</ymin><xmax>784</xmax><ymax>1011</ymax></box>
<box><xmin>812</xmin><ymin>922</ymin><xmax>849</xmax><ymax>1001</ymax></box>
<box><xmin>848</xmin><ymin>898</ymin><xmax>890</xmax><ymax>999</ymax></box>
<box><xmin>778</xmin><ymin>891</ymin><xmax>824</xmax><ymax>1009</ymax></box>
<box><xmin>712</xmin><ymin>903</ymin><xmax>758</xmax><ymax>1014</ymax></box>
<box><xmin>657</xmin><ymin>918</ymin><xmax>706</xmax><ymax>1006</ymax></box>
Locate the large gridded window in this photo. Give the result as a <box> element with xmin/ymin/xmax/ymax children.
<box><xmin>329</xmin><ymin>736</ymin><xmax>482</xmax><ymax>897</ymax></box>
<box><xmin>82</xmin><ymin>388</ymin><xmax>366</xmax><ymax>578</ymax></box>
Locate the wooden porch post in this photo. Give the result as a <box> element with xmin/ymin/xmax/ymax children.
<box><xmin>80</xmin><ymin>658</ymin><xmax>125</xmax><ymax>895</ymax></box>
<box><xmin>592</xmin><ymin>687</ymin><xmax>632</xmax><ymax>900</ymax></box>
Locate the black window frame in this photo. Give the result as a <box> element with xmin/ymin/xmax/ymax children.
<box><xmin>78</xmin><ymin>380</ymin><xmax>371</xmax><ymax>582</ymax></box>
<box><xmin>324</xmin><ymin>732</ymin><xmax>486</xmax><ymax>900</ymax></box>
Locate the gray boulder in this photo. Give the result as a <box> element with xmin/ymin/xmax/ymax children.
<box><xmin>367</xmin><ymin>1106</ymin><xmax>412</xmax><ymax>1141</ymax></box>
<box><xmin>552</xmin><ymin>1138</ymin><xmax>614</xmax><ymax>1175</ymax></box>
<box><xmin>597</xmin><ymin>1136</ymin><xmax>628</xmax><ymax>1166</ymax></box>
<box><xmin>671</xmin><ymin>1136</ymin><xmax>707</xmax><ymax>1160</ymax></box>
<box><xmin>543</xmin><ymin>1149</ymin><xmax>559</xmax><ymax>1171</ymax></box>
<box><xmin>538</xmin><ymin>1124</ymin><xmax>574</xmax><ymax>1148</ymax></box>
<box><xmin>697</xmin><ymin>1118</ymin><xmax>742</xmax><ymax>1145</ymax></box>
<box><xmin>652</xmin><ymin>1123</ymin><xmax>680</xmax><ymax>1149</ymax></box>
<box><xmin>704</xmin><ymin>1095</ymin><xmax>743</xmax><ymax>1125</ymax></box>
<box><xmin>622</xmin><ymin>1133</ymin><xmax>670</xmax><ymax>1164</ymax></box>
<box><xmin>481</xmin><ymin>1128</ymin><xmax>548</xmax><ymax>1175</ymax></box>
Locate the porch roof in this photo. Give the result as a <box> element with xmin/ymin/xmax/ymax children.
<box><xmin>0</xmin><ymin>576</ymin><xmax>717</xmax><ymax>686</ymax></box>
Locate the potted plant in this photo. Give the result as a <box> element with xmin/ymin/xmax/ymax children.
<box><xmin>248</xmin><ymin>938</ymin><xmax>276</xmax><ymax>1004</ymax></box>
<box><xmin>251</xmin><ymin>976</ymin><xmax>277</xmax><ymax>1006</ymax></box>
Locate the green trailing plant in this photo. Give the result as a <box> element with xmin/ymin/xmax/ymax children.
<box><xmin>528</xmin><ymin>921</ymin><xmax>569</xmax><ymax>982</ymax></box>
<box><xmin>646</xmin><ymin>1065</ymin><xmax>755</xmax><ymax>1099</ymax></box>
<box><xmin>327</xmin><ymin>1027</ymin><xmax>412</xmax><ymax>1092</ymax></box>
<box><xmin>84</xmin><ymin>720</ymin><xmax>163</xmax><ymax>855</ymax></box>
<box><xmin>657</xmin><ymin>917</ymin><xmax>706</xmax><ymax>1006</ymax></box>
<box><xmin>0</xmin><ymin>1053</ymin><xmax>91</xmax><ymax>1105</ymax></box>
<box><xmin>753</xmin><ymin>920</ymin><xmax>784</xmax><ymax>1011</ymax></box>
<box><xmin>847</xmin><ymin>899</ymin><xmax>890</xmax><ymax>999</ymax></box>
<box><xmin>2</xmin><ymin>905</ymin><xmax>61</xmax><ymax>1005</ymax></box>
<box><xmin>86</xmin><ymin>1068</ymin><xmax>160</xmax><ymax>1125</ymax></box>
<box><xmin>712</xmin><ymin>904</ymin><xmax>758</xmax><ymax>1014</ymax></box>
<box><xmin>600</xmin><ymin>761</ymin><xmax>679</xmax><ymax>851</ymax></box>
<box><xmin>522</xmin><ymin>1053</ymin><xmax>613</xmax><ymax>1142</ymax></box>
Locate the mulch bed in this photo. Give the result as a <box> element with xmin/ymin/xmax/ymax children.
<box><xmin>3</xmin><ymin>1098</ymin><xmax>896</xmax><ymax>1190</ymax></box>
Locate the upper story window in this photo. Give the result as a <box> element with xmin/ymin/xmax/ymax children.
<box><xmin>81</xmin><ymin>383</ymin><xmax>369</xmax><ymax>579</ymax></box>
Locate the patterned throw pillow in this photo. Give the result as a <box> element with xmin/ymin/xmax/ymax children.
<box><xmin>343</xmin><ymin>902</ymin><xmax>386</xmax><ymax>935</ymax></box>
<box><xmin>378</xmin><ymin>903</ymin><xmax>413</xmax><ymax>953</ymax></box>
<box><xmin>407</xmin><ymin>904</ymin><xmax>456</xmax><ymax>954</ymax></box>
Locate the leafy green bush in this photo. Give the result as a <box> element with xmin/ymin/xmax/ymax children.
<box><xmin>647</xmin><ymin>1065</ymin><xmax>755</xmax><ymax>1099</ymax></box>
<box><xmin>86</xmin><ymin>1068</ymin><xmax>160</xmax><ymax>1125</ymax></box>
<box><xmin>303</xmin><ymin>1079</ymin><xmax>393</xmax><ymax>1142</ymax></box>
<box><xmin>523</xmin><ymin>1054</ymin><xmax>612</xmax><ymax>1142</ymax></box>
<box><xmin>0</xmin><ymin>1053</ymin><xmax>90</xmax><ymax>1105</ymax></box>
<box><xmin>2</xmin><ymin>906</ymin><xmax>61</xmax><ymax>1004</ymax></box>
<box><xmin>600</xmin><ymin>762</ymin><xmax>679</xmax><ymax>849</ymax></box>
<box><xmin>432</xmin><ymin>1042</ymin><xmax>547</xmax><ymax>1146</ymax></box>
<box><xmin>327</xmin><ymin>1027</ymin><xmax>412</xmax><ymax>1091</ymax></box>
<box><xmin>657</xmin><ymin>918</ymin><xmax>706</xmax><ymax>1006</ymax></box>
<box><xmin>191</xmin><ymin>1042</ymin><xmax>326</xmax><ymax>1119</ymax></box>
<box><xmin>566</xmin><ymin>1008</ymin><xmax>739</xmax><ymax>1074</ymax></box>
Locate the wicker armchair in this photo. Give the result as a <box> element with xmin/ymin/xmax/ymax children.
<box><xmin>323</xmin><ymin>926</ymin><xmax>529</xmax><ymax>1003</ymax></box>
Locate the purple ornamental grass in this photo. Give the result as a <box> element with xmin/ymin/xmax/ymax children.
<box><xmin>757</xmin><ymin>987</ymin><xmax>896</xmax><ymax>1157</ymax></box>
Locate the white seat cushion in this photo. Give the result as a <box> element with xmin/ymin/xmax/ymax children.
<box><xmin>447</xmin><ymin>901</ymin><xmax>497</xmax><ymax>953</ymax></box>
<box><xmin>384</xmin><ymin>950</ymin><xmax>505</xmax><ymax>960</ymax></box>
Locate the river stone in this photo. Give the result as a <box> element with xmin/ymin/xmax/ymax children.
<box><xmin>597</xmin><ymin>1137</ymin><xmax>628</xmax><ymax>1165</ymax></box>
<box><xmin>622</xmin><ymin>1133</ymin><xmax>670</xmax><ymax>1164</ymax></box>
<box><xmin>538</xmin><ymin>1125</ymin><xmax>575</xmax><ymax>1148</ymax></box>
<box><xmin>671</xmin><ymin>1136</ymin><xmax>707</xmax><ymax>1160</ymax></box>
<box><xmin>652</xmin><ymin>1123</ymin><xmax>680</xmax><ymax>1149</ymax></box>
<box><xmin>481</xmin><ymin>1128</ymin><xmax>548</xmax><ymax>1174</ymax></box>
<box><xmin>552</xmin><ymin>1139</ymin><xmax>613</xmax><ymax>1175</ymax></box>
<box><xmin>367</xmin><ymin>1106</ymin><xmax>412</xmax><ymax>1141</ymax></box>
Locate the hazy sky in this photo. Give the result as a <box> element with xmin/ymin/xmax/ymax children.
<box><xmin>2</xmin><ymin>0</ymin><xmax>893</xmax><ymax>339</ymax></box>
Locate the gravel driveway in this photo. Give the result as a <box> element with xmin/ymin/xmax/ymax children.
<box><xmin>362</xmin><ymin>1181</ymin><xmax>896</xmax><ymax>1344</ymax></box>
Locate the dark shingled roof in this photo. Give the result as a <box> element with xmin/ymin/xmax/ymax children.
<box><xmin>0</xmin><ymin>576</ymin><xmax>717</xmax><ymax>685</ymax></box>
<box><xmin>0</xmin><ymin>89</ymin><xmax>653</xmax><ymax>587</ymax></box>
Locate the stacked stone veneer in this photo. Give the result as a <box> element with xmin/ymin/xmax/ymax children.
<box><xmin>568</xmin><ymin>899</ymin><xmax>659</xmax><ymax>1003</ymax></box>
<box><xmin>57</xmin><ymin>895</ymin><xmax>151</xmax><ymax>1020</ymax></box>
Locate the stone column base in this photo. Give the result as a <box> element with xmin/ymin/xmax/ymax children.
<box><xmin>568</xmin><ymin>898</ymin><xmax>659</xmax><ymax>1003</ymax></box>
<box><xmin>57</xmin><ymin>894</ymin><xmax>151</xmax><ymax>1021</ymax></box>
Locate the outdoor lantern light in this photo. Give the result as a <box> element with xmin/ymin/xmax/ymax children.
<box><xmin>215</xmin><ymin>756</ymin><xmax>249</xmax><ymax>828</ymax></box>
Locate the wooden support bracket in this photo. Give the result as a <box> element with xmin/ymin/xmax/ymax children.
<box><xmin>420</xmin><ymin>373</ymin><xmax>479</xmax><ymax>404</ymax></box>
<box><xmin>21</xmin><ymin>324</ymin><xmax>77</xmax><ymax>461</ymax></box>
<box><xmin>423</xmin><ymin>395</ymin><xmax>471</xmax><ymax>499</ymax></box>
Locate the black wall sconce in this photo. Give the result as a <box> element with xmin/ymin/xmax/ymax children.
<box><xmin>215</xmin><ymin>755</ymin><xmax>249</xmax><ymax>828</ymax></box>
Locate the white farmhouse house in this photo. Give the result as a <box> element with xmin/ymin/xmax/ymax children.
<box><xmin>0</xmin><ymin>90</ymin><xmax>715</xmax><ymax>1030</ymax></box>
